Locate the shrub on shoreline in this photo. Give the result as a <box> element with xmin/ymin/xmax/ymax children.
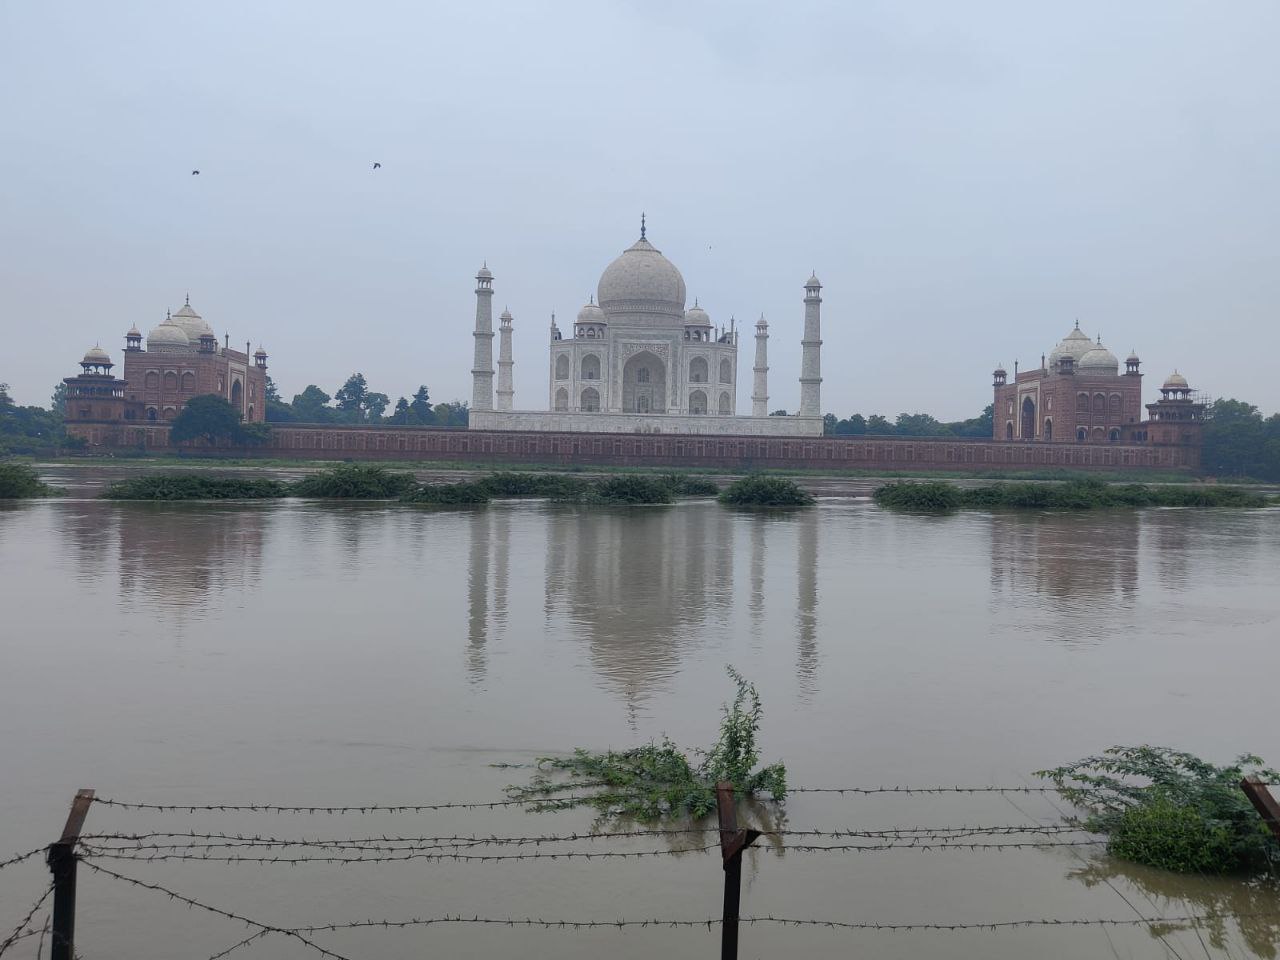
<box><xmin>658</xmin><ymin>474</ymin><xmax>719</xmax><ymax>497</ymax></box>
<box><xmin>291</xmin><ymin>464</ymin><xmax>418</xmax><ymax>499</ymax></box>
<box><xmin>719</xmin><ymin>475</ymin><xmax>814</xmax><ymax>507</ymax></box>
<box><xmin>400</xmin><ymin>482</ymin><xmax>491</xmax><ymax>505</ymax></box>
<box><xmin>0</xmin><ymin>462</ymin><xmax>60</xmax><ymax>498</ymax></box>
<box><xmin>583</xmin><ymin>475</ymin><xmax>674</xmax><ymax>504</ymax></box>
<box><xmin>101</xmin><ymin>474</ymin><xmax>289</xmax><ymax>500</ymax></box>
<box><xmin>874</xmin><ymin>479</ymin><xmax>1271</xmax><ymax>512</ymax></box>
<box><xmin>474</xmin><ymin>472</ymin><xmax>589</xmax><ymax>499</ymax></box>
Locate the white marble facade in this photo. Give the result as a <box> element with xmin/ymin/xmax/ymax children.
<box><xmin>469</xmin><ymin>221</ymin><xmax>823</xmax><ymax>437</ymax></box>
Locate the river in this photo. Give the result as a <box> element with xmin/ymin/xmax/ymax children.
<box><xmin>1</xmin><ymin>466</ymin><xmax>1278</xmax><ymax>959</ymax></box>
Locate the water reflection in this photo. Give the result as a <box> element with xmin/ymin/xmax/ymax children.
<box><xmin>1070</xmin><ymin>859</ymin><xmax>1280</xmax><ymax>958</ymax></box>
<box><xmin>795</xmin><ymin>511</ymin><xmax>819</xmax><ymax>694</ymax></box>
<box><xmin>988</xmin><ymin>512</ymin><xmax>1139</xmax><ymax>642</ymax></box>
<box><xmin>542</xmin><ymin>505</ymin><xmax>740</xmax><ymax>706</ymax></box>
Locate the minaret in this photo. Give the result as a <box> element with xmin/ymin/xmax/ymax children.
<box><xmin>752</xmin><ymin>314</ymin><xmax>769</xmax><ymax>417</ymax></box>
<box><xmin>799</xmin><ymin>273</ymin><xmax>823</xmax><ymax>418</ymax></box>
<box><xmin>496</xmin><ymin>308</ymin><xmax>514</xmax><ymax>411</ymax></box>
<box><xmin>471</xmin><ymin>264</ymin><xmax>495</xmax><ymax>411</ymax></box>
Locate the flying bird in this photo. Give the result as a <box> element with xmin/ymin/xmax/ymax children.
<box><xmin>372</xmin><ymin>162</ymin><xmax>381</xmax><ymax>169</ymax></box>
<box><xmin>191</xmin><ymin>170</ymin><xmax>200</xmax><ymax>175</ymax></box>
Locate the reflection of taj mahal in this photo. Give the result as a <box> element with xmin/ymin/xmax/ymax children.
<box><xmin>467</xmin><ymin>218</ymin><xmax>825</xmax><ymax>436</ymax></box>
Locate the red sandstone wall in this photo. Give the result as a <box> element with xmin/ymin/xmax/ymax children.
<box><xmin>66</xmin><ymin>422</ymin><xmax>1198</xmax><ymax>472</ymax></box>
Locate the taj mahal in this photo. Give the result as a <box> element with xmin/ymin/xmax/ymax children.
<box><xmin>466</xmin><ymin>218</ymin><xmax>826</xmax><ymax>437</ymax></box>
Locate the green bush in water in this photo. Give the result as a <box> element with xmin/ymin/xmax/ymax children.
<box><xmin>400</xmin><ymin>482</ymin><xmax>491</xmax><ymax>505</ymax></box>
<box><xmin>474</xmin><ymin>472</ymin><xmax>589</xmax><ymax>499</ymax></box>
<box><xmin>872</xmin><ymin>480</ymin><xmax>962</xmax><ymax>511</ymax></box>
<box><xmin>584</xmin><ymin>475</ymin><xmax>674</xmax><ymax>504</ymax></box>
<box><xmin>508</xmin><ymin>667</ymin><xmax>786</xmax><ymax>821</ymax></box>
<box><xmin>875</xmin><ymin>478</ymin><xmax>1270</xmax><ymax>511</ymax></box>
<box><xmin>1038</xmin><ymin>746</ymin><xmax>1280</xmax><ymax>875</ymax></box>
<box><xmin>291</xmin><ymin>465</ymin><xmax>418</xmax><ymax>499</ymax></box>
<box><xmin>101</xmin><ymin>474</ymin><xmax>289</xmax><ymax>500</ymax></box>
<box><xmin>719</xmin><ymin>475</ymin><xmax>814</xmax><ymax>507</ymax></box>
<box><xmin>0</xmin><ymin>462</ymin><xmax>60</xmax><ymax>498</ymax></box>
<box><xmin>657</xmin><ymin>474</ymin><xmax>720</xmax><ymax>497</ymax></box>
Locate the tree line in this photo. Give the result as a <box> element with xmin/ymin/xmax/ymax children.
<box><xmin>822</xmin><ymin>405</ymin><xmax>995</xmax><ymax>438</ymax></box>
<box><xmin>265</xmin><ymin>374</ymin><xmax>469</xmax><ymax>427</ymax></box>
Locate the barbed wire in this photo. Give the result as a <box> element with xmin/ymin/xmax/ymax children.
<box><xmin>78</xmin><ymin>843</ymin><xmax>719</xmax><ymax>865</ymax></box>
<box><xmin>0</xmin><ymin>846</ymin><xmax>48</xmax><ymax>872</ymax></box>
<box><xmin>77</xmin><ymin>862</ymin><xmax>353</xmax><ymax>960</ymax></box>
<box><xmin>0</xmin><ymin>883</ymin><xmax>53</xmax><ymax>957</ymax></box>
<box><xmin>786</xmin><ymin>786</ymin><xmax>1059</xmax><ymax>795</ymax></box>
<box><xmin>90</xmin><ymin>796</ymin><xmax>599</xmax><ymax>814</ymax></box>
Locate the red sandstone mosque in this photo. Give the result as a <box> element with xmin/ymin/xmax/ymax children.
<box><xmin>992</xmin><ymin>323</ymin><xmax>1206</xmax><ymax>447</ymax></box>
<box><xmin>63</xmin><ymin>298</ymin><xmax>268</xmax><ymax>447</ymax></box>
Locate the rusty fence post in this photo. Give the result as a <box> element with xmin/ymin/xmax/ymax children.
<box><xmin>1240</xmin><ymin>776</ymin><xmax>1280</xmax><ymax>841</ymax></box>
<box><xmin>715</xmin><ymin>782</ymin><xmax>761</xmax><ymax>960</ymax></box>
<box><xmin>47</xmin><ymin>789</ymin><xmax>94</xmax><ymax>960</ymax></box>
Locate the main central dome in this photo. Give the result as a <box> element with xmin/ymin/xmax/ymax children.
<box><xmin>597</xmin><ymin>233</ymin><xmax>687</xmax><ymax>325</ymax></box>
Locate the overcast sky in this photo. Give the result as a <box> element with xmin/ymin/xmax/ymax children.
<box><xmin>2</xmin><ymin>1</ymin><xmax>1277</xmax><ymax>418</ymax></box>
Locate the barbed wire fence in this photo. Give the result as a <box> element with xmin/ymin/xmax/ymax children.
<box><xmin>1</xmin><ymin>780</ymin><xmax>1277</xmax><ymax>960</ymax></box>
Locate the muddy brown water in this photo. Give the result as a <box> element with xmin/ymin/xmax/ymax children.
<box><xmin>2</xmin><ymin>465</ymin><xmax>1278</xmax><ymax>959</ymax></box>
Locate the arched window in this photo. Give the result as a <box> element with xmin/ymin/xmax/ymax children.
<box><xmin>636</xmin><ymin>367</ymin><xmax>650</xmax><ymax>384</ymax></box>
<box><xmin>1076</xmin><ymin>392</ymin><xmax>1089</xmax><ymax>412</ymax></box>
<box><xmin>580</xmin><ymin>387</ymin><xmax>600</xmax><ymax>412</ymax></box>
<box><xmin>1044</xmin><ymin>418</ymin><xmax>1053</xmax><ymax>441</ymax></box>
<box><xmin>719</xmin><ymin>358</ymin><xmax>731</xmax><ymax>383</ymax></box>
<box><xmin>581</xmin><ymin>355</ymin><xmax>600</xmax><ymax>380</ymax></box>
<box><xmin>585</xmin><ymin>328</ymin><xmax>595</xmax><ymax>339</ymax></box>
<box><xmin>1093</xmin><ymin>393</ymin><xmax>1105</xmax><ymax>414</ymax></box>
<box><xmin>231</xmin><ymin>380</ymin><xmax>243</xmax><ymax>409</ymax></box>
<box><xmin>718</xmin><ymin>392</ymin><xmax>731</xmax><ymax>414</ymax></box>
<box><xmin>689</xmin><ymin>390</ymin><xmax>707</xmax><ymax>414</ymax></box>
<box><xmin>180</xmin><ymin>371</ymin><xmax>196</xmax><ymax>393</ymax></box>
<box><xmin>638</xmin><ymin>395</ymin><xmax>650</xmax><ymax>412</ymax></box>
<box><xmin>1109</xmin><ymin>428</ymin><xmax>1120</xmax><ymax>442</ymax></box>
<box><xmin>554</xmin><ymin>387</ymin><xmax>568</xmax><ymax>411</ymax></box>
<box><xmin>145</xmin><ymin>371</ymin><xmax>159</xmax><ymax>391</ymax></box>
<box><xmin>1109</xmin><ymin>393</ymin><xmax>1121</xmax><ymax>416</ymax></box>
<box><xmin>146</xmin><ymin>407</ymin><xmax>157</xmax><ymax>422</ymax></box>
<box><xmin>1076</xmin><ymin>427</ymin><xmax>1087</xmax><ymax>442</ymax></box>
<box><xmin>162</xmin><ymin>406</ymin><xmax>177</xmax><ymax>420</ymax></box>
<box><xmin>689</xmin><ymin>357</ymin><xmax>708</xmax><ymax>383</ymax></box>
<box><xmin>163</xmin><ymin>371</ymin><xmax>178</xmax><ymax>392</ymax></box>
<box><xmin>555</xmin><ymin>355</ymin><xmax>569</xmax><ymax>380</ymax></box>
<box><xmin>1005</xmin><ymin>421</ymin><xmax>1014</xmax><ymax>440</ymax></box>
<box><xmin>1046</xmin><ymin>395</ymin><xmax>1053</xmax><ymax>411</ymax></box>
<box><xmin>1092</xmin><ymin>426</ymin><xmax>1105</xmax><ymax>442</ymax></box>
<box><xmin>1021</xmin><ymin>396</ymin><xmax>1036</xmax><ymax>439</ymax></box>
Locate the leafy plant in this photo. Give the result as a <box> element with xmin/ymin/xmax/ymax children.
<box><xmin>582</xmin><ymin>475</ymin><xmax>674</xmax><ymax>505</ymax></box>
<box><xmin>657</xmin><ymin>474</ymin><xmax>719</xmax><ymax>497</ymax></box>
<box><xmin>1038</xmin><ymin>746</ymin><xmax>1280</xmax><ymax>875</ymax></box>
<box><xmin>100</xmin><ymin>474</ymin><xmax>288</xmax><ymax>500</ymax></box>
<box><xmin>474</xmin><ymin>472</ymin><xmax>589</xmax><ymax>499</ymax></box>
<box><xmin>875</xmin><ymin>479</ymin><xmax>1270</xmax><ymax>512</ymax></box>
<box><xmin>509</xmin><ymin>667</ymin><xmax>786</xmax><ymax>820</ymax></box>
<box><xmin>719</xmin><ymin>475</ymin><xmax>814</xmax><ymax>507</ymax></box>
<box><xmin>292</xmin><ymin>464</ymin><xmax>418</xmax><ymax>498</ymax></box>
<box><xmin>0</xmin><ymin>462</ymin><xmax>60</xmax><ymax>498</ymax></box>
<box><xmin>400</xmin><ymin>481</ymin><xmax>491</xmax><ymax>505</ymax></box>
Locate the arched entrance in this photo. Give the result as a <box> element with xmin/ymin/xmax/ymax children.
<box><xmin>554</xmin><ymin>388</ymin><xmax>568</xmax><ymax>411</ymax></box>
<box><xmin>1043</xmin><ymin>418</ymin><xmax>1053</xmax><ymax>441</ymax></box>
<box><xmin>231</xmin><ymin>379</ymin><xmax>243</xmax><ymax>411</ymax></box>
<box><xmin>689</xmin><ymin>390</ymin><xmax>707</xmax><ymax>414</ymax></box>
<box><xmin>1005</xmin><ymin>421</ymin><xmax>1014</xmax><ymax>440</ymax></box>
<box><xmin>580</xmin><ymin>387</ymin><xmax>600</xmax><ymax>412</ymax></box>
<box><xmin>622</xmin><ymin>351</ymin><xmax>666</xmax><ymax>413</ymax></box>
<box><xmin>1020</xmin><ymin>396</ymin><xmax>1036</xmax><ymax>439</ymax></box>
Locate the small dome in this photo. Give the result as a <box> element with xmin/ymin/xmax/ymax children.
<box><xmin>126</xmin><ymin>325</ymin><xmax>141</xmax><ymax>337</ymax></box>
<box><xmin>1078</xmin><ymin>345</ymin><xmax>1120</xmax><ymax>374</ymax></box>
<box><xmin>147</xmin><ymin>321</ymin><xmax>191</xmax><ymax>352</ymax></box>
<box><xmin>576</xmin><ymin>299</ymin><xmax>606</xmax><ymax>324</ymax></box>
<box><xmin>1127</xmin><ymin>350</ymin><xmax>1140</xmax><ymax>363</ymax></box>
<box><xmin>1048</xmin><ymin>325</ymin><xmax>1095</xmax><ymax>368</ymax></box>
<box><xmin>1163</xmin><ymin>371</ymin><xmax>1189</xmax><ymax>390</ymax></box>
<box><xmin>83</xmin><ymin>345</ymin><xmax>111</xmax><ymax>365</ymax></box>
<box><xmin>168</xmin><ymin>300</ymin><xmax>215</xmax><ymax>344</ymax></box>
<box><xmin>684</xmin><ymin>302</ymin><xmax>711</xmax><ymax>326</ymax></box>
<box><xmin>597</xmin><ymin>235</ymin><xmax>686</xmax><ymax>321</ymax></box>
<box><xmin>500</xmin><ymin>308</ymin><xmax>513</xmax><ymax>320</ymax></box>
<box><xmin>756</xmin><ymin>313</ymin><xmax>768</xmax><ymax>329</ymax></box>
<box><xmin>254</xmin><ymin>346</ymin><xmax>267</xmax><ymax>358</ymax></box>
<box><xmin>994</xmin><ymin>364</ymin><xmax>1007</xmax><ymax>375</ymax></box>
<box><xmin>806</xmin><ymin>272</ymin><xmax>821</xmax><ymax>287</ymax></box>
<box><xmin>477</xmin><ymin>264</ymin><xmax>492</xmax><ymax>279</ymax></box>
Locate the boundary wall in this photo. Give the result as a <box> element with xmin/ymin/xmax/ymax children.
<box><xmin>69</xmin><ymin>422</ymin><xmax>1200</xmax><ymax>472</ymax></box>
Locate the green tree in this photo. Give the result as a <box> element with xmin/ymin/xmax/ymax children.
<box><xmin>169</xmin><ymin>395</ymin><xmax>244</xmax><ymax>446</ymax></box>
<box><xmin>390</xmin><ymin>397</ymin><xmax>411</xmax><ymax>424</ymax></box>
<box><xmin>1202</xmin><ymin>399</ymin><xmax>1265</xmax><ymax>478</ymax></box>
<box><xmin>822</xmin><ymin>413</ymin><xmax>838</xmax><ymax>435</ymax></box>
<box><xmin>291</xmin><ymin>385</ymin><xmax>334</xmax><ymax>423</ymax></box>
<box><xmin>866</xmin><ymin>414</ymin><xmax>892</xmax><ymax>434</ymax></box>
<box><xmin>334</xmin><ymin>373</ymin><xmax>369</xmax><ymax>420</ymax></box>
<box><xmin>364</xmin><ymin>392</ymin><xmax>390</xmax><ymax>422</ymax></box>
<box><xmin>952</xmin><ymin>404</ymin><xmax>994</xmax><ymax>438</ymax></box>
<box><xmin>769</xmin><ymin>408</ymin><xmax>789</xmax><ymax>417</ymax></box>
<box><xmin>50</xmin><ymin>382</ymin><xmax>67</xmax><ymax>416</ymax></box>
<box><xmin>432</xmin><ymin>401</ymin><xmax>469</xmax><ymax>427</ymax></box>
<box><xmin>409</xmin><ymin>385</ymin><xmax>432</xmax><ymax>423</ymax></box>
<box><xmin>895</xmin><ymin>412</ymin><xmax>950</xmax><ymax>437</ymax></box>
<box><xmin>265</xmin><ymin>376</ymin><xmax>281</xmax><ymax>403</ymax></box>
<box><xmin>0</xmin><ymin>383</ymin><xmax>11</xmax><ymax>407</ymax></box>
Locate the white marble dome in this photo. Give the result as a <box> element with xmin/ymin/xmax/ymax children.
<box><xmin>576</xmin><ymin>300</ymin><xmax>606</xmax><ymax>324</ymax></box>
<box><xmin>684</xmin><ymin>303</ymin><xmax>711</xmax><ymax>326</ymax></box>
<box><xmin>1047</xmin><ymin>326</ymin><xmax>1095</xmax><ymax>368</ymax></box>
<box><xmin>1163</xmin><ymin>371</ymin><xmax>1189</xmax><ymax>390</ymax></box>
<box><xmin>82</xmin><ymin>345</ymin><xmax>110</xmax><ymax>365</ymax></box>
<box><xmin>1079</xmin><ymin>344</ymin><xmax>1120</xmax><ymax>375</ymax></box>
<box><xmin>147</xmin><ymin>321</ymin><xmax>190</xmax><ymax>352</ymax></box>
<box><xmin>168</xmin><ymin>301</ymin><xmax>215</xmax><ymax>343</ymax></box>
<box><xmin>597</xmin><ymin>236</ymin><xmax>686</xmax><ymax>322</ymax></box>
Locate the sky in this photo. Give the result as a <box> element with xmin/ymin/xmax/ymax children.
<box><xmin>2</xmin><ymin>0</ymin><xmax>1278</xmax><ymax>419</ymax></box>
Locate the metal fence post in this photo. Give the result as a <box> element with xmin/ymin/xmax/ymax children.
<box><xmin>715</xmin><ymin>782</ymin><xmax>761</xmax><ymax>960</ymax></box>
<box><xmin>1240</xmin><ymin>776</ymin><xmax>1280</xmax><ymax>841</ymax></box>
<box><xmin>47</xmin><ymin>789</ymin><xmax>95</xmax><ymax>960</ymax></box>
